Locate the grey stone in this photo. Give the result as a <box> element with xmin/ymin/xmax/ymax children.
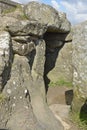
<box><xmin>0</xmin><ymin>31</ymin><xmax>12</xmax><ymax>91</ymax></box>
<box><xmin>0</xmin><ymin>0</ymin><xmax>19</xmax><ymax>14</ymax></box>
<box><xmin>0</xmin><ymin>16</ymin><xmax>47</xmax><ymax>36</ymax></box>
<box><xmin>24</xmin><ymin>1</ymin><xmax>71</xmax><ymax>33</ymax></box>
<box><xmin>2</xmin><ymin>54</ymin><xmax>42</xmax><ymax>130</ymax></box>
<box><xmin>72</xmin><ymin>21</ymin><xmax>87</xmax><ymax>112</ymax></box>
<box><xmin>30</xmin><ymin>40</ymin><xmax>64</xmax><ymax>130</ymax></box>
<box><xmin>12</xmin><ymin>36</ymin><xmax>31</xmax><ymax>42</ymax></box>
<box><xmin>5</xmin><ymin>20</ymin><xmax>47</xmax><ymax>36</ymax></box>
<box><xmin>12</xmin><ymin>40</ymin><xmax>35</xmax><ymax>56</ymax></box>
<box><xmin>59</xmin><ymin>12</ymin><xmax>71</xmax><ymax>33</ymax></box>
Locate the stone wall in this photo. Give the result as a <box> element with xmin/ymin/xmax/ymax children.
<box><xmin>0</xmin><ymin>2</ymin><xmax>71</xmax><ymax>130</ymax></box>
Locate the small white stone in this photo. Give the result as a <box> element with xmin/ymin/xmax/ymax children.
<box><xmin>7</xmin><ymin>89</ymin><xmax>11</xmax><ymax>94</ymax></box>
<box><xmin>5</xmin><ymin>51</ymin><xmax>9</xmax><ymax>55</ymax></box>
<box><xmin>78</xmin><ymin>81</ymin><xmax>81</xmax><ymax>83</ymax></box>
<box><xmin>24</xmin><ymin>106</ymin><xmax>28</xmax><ymax>109</ymax></box>
<box><xmin>12</xmin><ymin>103</ymin><xmax>16</xmax><ymax>107</ymax></box>
<box><xmin>25</xmin><ymin>89</ymin><xmax>28</xmax><ymax>94</ymax></box>
<box><xmin>74</xmin><ymin>71</ymin><xmax>78</xmax><ymax>78</ymax></box>
<box><xmin>22</xmin><ymin>45</ymin><xmax>25</xmax><ymax>50</ymax></box>
<box><xmin>13</xmin><ymin>81</ymin><xmax>16</xmax><ymax>85</ymax></box>
<box><xmin>0</xmin><ymin>50</ymin><xmax>4</xmax><ymax>55</ymax></box>
<box><xmin>20</xmin><ymin>96</ymin><xmax>22</xmax><ymax>99</ymax></box>
<box><xmin>13</xmin><ymin>96</ymin><xmax>16</xmax><ymax>99</ymax></box>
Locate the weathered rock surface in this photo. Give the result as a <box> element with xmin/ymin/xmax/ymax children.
<box><xmin>24</xmin><ymin>2</ymin><xmax>71</xmax><ymax>33</ymax></box>
<box><xmin>47</xmin><ymin>20</ymin><xmax>87</xmax><ymax>115</ymax></box>
<box><xmin>0</xmin><ymin>31</ymin><xmax>12</xmax><ymax>91</ymax></box>
<box><xmin>72</xmin><ymin>21</ymin><xmax>87</xmax><ymax>112</ymax></box>
<box><xmin>1</xmin><ymin>55</ymin><xmax>41</xmax><ymax>130</ymax></box>
<box><xmin>0</xmin><ymin>1</ymin><xmax>71</xmax><ymax>130</ymax></box>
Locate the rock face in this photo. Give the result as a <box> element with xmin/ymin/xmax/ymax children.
<box><xmin>72</xmin><ymin>22</ymin><xmax>87</xmax><ymax>112</ymax></box>
<box><xmin>0</xmin><ymin>31</ymin><xmax>12</xmax><ymax>91</ymax></box>
<box><xmin>0</xmin><ymin>0</ymin><xmax>18</xmax><ymax>14</ymax></box>
<box><xmin>0</xmin><ymin>1</ymin><xmax>71</xmax><ymax>130</ymax></box>
<box><xmin>24</xmin><ymin>2</ymin><xmax>70</xmax><ymax>33</ymax></box>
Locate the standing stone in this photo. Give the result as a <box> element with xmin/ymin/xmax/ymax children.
<box><xmin>2</xmin><ymin>54</ymin><xmax>42</xmax><ymax>130</ymax></box>
<box><xmin>72</xmin><ymin>21</ymin><xmax>87</xmax><ymax>112</ymax></box>
<box><xmin>24</xmin><ymin>1</ymin><xmax>71</xmax><ymax>33</ymax></box>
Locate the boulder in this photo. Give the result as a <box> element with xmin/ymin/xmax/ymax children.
<box><xmin>24</xmin><ymin>2</ymin><xmax>71</xmax><ymax>33</ymax></box>
<box><xmin>12</xmin><ymin>39</ymin><xmax>35</xmax><ymax>56</ymax></box>
<box><xmin>2</xmin><ymin>54</ymin><xmax>42</xmax><ymax>130</ymax></box>
<box><xmin>0</xmin><ymin>16</ymin><xmax>47</xmax><ymax>36</ymax></box>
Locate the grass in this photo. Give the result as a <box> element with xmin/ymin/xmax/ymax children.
<box><xmin>0</xmin><ymin>93</ymin><xmax>6</xmax><ymax>103</ymax></box>
<box><xmin>70</xmin><ymin>111</ymin><xmax>87</xmax><ymax>130</ymax></box>
<box><xmin>49</xmin><ymin>79</ymin><xmax>72</xmax><ymax>87</ymax></box>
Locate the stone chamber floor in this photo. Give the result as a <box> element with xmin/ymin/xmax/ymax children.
<box><xmin>47</xmin><ymin>86</ymin><xmax>80</xmax><ymax>130</ymax></box>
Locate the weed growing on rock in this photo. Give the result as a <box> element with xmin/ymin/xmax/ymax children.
<box><xmin>0</xmin><ymin>94</ymin><xmax>6</xmax><ymax>103</ymax></box>
<box><xmin>3</xmin><ymin>7</ymin><xmax>16</xmax><ymax>14</ymax></box>
<box><xmin>70</xmin><ymin>111</ymin><xmax>87</xmax><ymax>130</ymax></box>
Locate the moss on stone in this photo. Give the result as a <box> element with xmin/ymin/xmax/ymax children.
<box><xmin>2</xmin><ymin>7</ymin><xmax>16</xmax><ymax>14</ymax></box>
<box><xmin>0</xmin><ymin>94</ymin><xmax>6</xmax><ymax>103</ymax></box>
<box><xmin>70</xmin><ymin>111</ymin><xmax>87</xmax><ymax>130</ymax></box>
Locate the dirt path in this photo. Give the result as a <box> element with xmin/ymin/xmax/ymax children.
<box><xmin>47</xmin><ymin>86</ymin><xmax>79</xmax><ymax>130</ymax></box>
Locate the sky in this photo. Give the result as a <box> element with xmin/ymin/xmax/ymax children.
<box><xmin>12</xmin><ymin>0</ymin><xmax>87</xmax><ymax>25</ymax></box>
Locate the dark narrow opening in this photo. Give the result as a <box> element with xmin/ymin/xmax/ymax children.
<box><xmin>80</xmin><ymin>99</ymin><xmax>87</xmax><ymax>124</ymax></box>
<box><xmin>43</xmin><ymin>32</ymin><xmax>66</xmax><ymax>93</ymax></box>
<box><xmin>65</xmin><ymin>89</ymin><xmax>74</xmax><ymax>105</ymax></box>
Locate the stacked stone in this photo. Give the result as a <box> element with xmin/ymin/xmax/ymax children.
<box><xmin>0</xmin><ymin>2</ymin><xmax>71</xmax><ymax>130</ymax></box>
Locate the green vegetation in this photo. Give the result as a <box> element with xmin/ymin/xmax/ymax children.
<box><xmin>2</xmin><ymin>7</ymin><xmax>16</xmax><ymax>14</ymax></box>
<box><xmin>2</xmin><ymin>4</ymin><xmax>22</xmax><ymax>14</ymax></box>
<box><xmin>0</xmin><ymin>94</ymin><xmax>6</xmax><ymax>103</ymax></box>
<box><xmin>19</xmin><ymin>13</ymin><xmax>28</xmax><ymax>20</ymax></box>
<box><xmin>2</xmin><ymin>4</ymin><xmax>28</xmax><ymax>20</ymax></box>
<box><xmin>49</xmin><ymin>79</ymin><xmax>72</xmax><ymax>87</ymax></box>
<box><xmin>70</xmin><ymin>111</ymin><xmax>87</xmax><ymax>130</ymax></box>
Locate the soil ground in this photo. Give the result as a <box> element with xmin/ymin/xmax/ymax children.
<box><xmin>47</xmin><ymin>86</ymin><xmax>80</xmax><ymax>130</ymax></box>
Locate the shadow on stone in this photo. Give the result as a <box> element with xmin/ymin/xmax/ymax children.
<box><xmin>80</xmin><ymin>99</ymin><xmax>87</xmax><ymax>123</ymax></box>
<box><xmin>0</xmin><ymin>129</ymin><xmax>9</xmax><ymax>130</ymax></box>
<box><xmin>65</xmin><ymin>89</ymin><xmax>73</xmax><ymax>105</ymax></box>
<box><xmin>44</xmin><ymin>32</ymin><xmax>65</xmax><ymax>93</ymax></box>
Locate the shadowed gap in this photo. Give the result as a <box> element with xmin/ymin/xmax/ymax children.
<box><xmin>43</xmin><ymin>32</ymin><xmax>66</xmax><ymax>93</ymax></box>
